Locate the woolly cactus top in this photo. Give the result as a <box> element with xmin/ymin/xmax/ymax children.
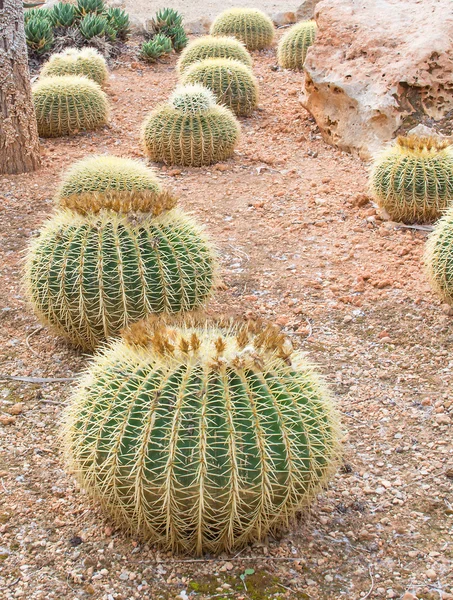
<box><xmin>56</xmin><ymin>155</ymin><xmax>176</xmax><ymax>215</ymax></box>
<box><xmin>170</xmin><ymin>84</ymin><xmax>217</xmax><ymax>114</ymax></box>
<box><xmin>394</xmin><ymin>135</ymin><xmax>452</xmax><ymax>156</ymax></box>
<box><xmin>40</xmin><ymin>47</ymin><xmax>108</xmax><ymax>85</ymax></box>
<box><xmin>177</xmin><ymin>35</ymin><xmax>253</xmax><ymax>73</ymax></box>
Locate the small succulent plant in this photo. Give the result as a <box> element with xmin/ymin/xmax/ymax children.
<box><xmin>210</xmin><ymin>8</ymin><xmax>275</xmax><ymax>51</ymax></box>
<box><xmin>105</xmin><ymin>7</ymin><xmax>130</xmax><ymax>40</ymax></box>
<box><xmin>40</xmin><ymin>47</ymin><xmax>108</xmax><ymax>86</ymax></box>
<box><xmin>177</xmin><ymin>35</ymin><xmax>253</xmax><ymax>74</ymax></box>
<box><xmin>370</xmin><ymin>135</ymin><xmax>453</xmax><ymax>223</ymax></box>
<box><xmin>63</xmin><ymin>317</ymin><xmax>341</xmax><ymax>554</ymax></box>
<box><xmin>78</xmin><ymin>13</ymin><xmax>114</xmax><ymax>40</ymax></box>
<box><xmin>49</xmin><ymin>2</ymin><xmax>77</xmax><ymax>28</ymax></box>
<box><xmin>25</xmin><ymin>15</ymin><xmax>54</xmax><ymax>55</ymax></box>
<box><xmin>277</xmin><ymin>20</ymin><xmax>317</xmax><ymax>70</ymax></box>
<box><xmin>140</xmin><ymin>34</ymin><xmax>173</xmax><ymax>62</ymax></box>
<box><xmin>76</xmin><ymin>0</ymin><xmax>105</xmax><ymax>17</ymax></box>
<box><xmin>181</xmin><ymin>57</ymin><xmax>259</xmax><ymax>117</ymax></box>
<box><xmin>146</xmin><ymin>8</ymin><xmax>187</xmax><ymax>52</ymax></box>
<box><xmin>141</xmin><ymin>84</ymin><xmax>241</xmax><ymax>166</ymax></box>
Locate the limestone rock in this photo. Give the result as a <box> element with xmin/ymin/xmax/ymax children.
<box><xmin>184</xmin><ymin>17</ymin><xmax>211</xmax><ymax>35</ymax></box>
<box><xmin>301</xmin><ymin>0</ymin><xmax>453</xmax><ymax>159</ymax></box>
<box><xmin>272</xmin><ymin>12</ymin><xmax>297</xmax><ymax>27</ymax></box>
<box><xmin>296</xmin><ymin>0</ymin><xmax>320</xmax><ymax>20</ymax></box>
<box><xmin>129</xmin><ymin>14</ymin><xmax>145</xmax><ymax>34</ymax></box>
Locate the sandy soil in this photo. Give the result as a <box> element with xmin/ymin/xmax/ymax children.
<box><xmin>0</xmin><ymin>36</ymin><xmax>452</xmax><ymax>600</ymax></box>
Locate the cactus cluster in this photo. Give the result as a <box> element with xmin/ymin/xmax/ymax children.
<box><xmin>40</xmin><ymin>47</ymin><xmax>108</xmax><ymax>86</ymax></box>
<box><xmin>177</xmin><ymin>36</ymin><xmax>252</xmax><ymax>74</ymax></box>
<box><xmin>141</xmin><ymin>85</ymin><xmax>241</xmax><ymax>167</ymax></box>
<box><xmin>32</xmin><ymin>75</ymin><xmax>109</xmax><ymax>137</ymax></box>
<box><xmin>277</xmin><ymin>20</ymin><xmax>317</xmax><ymax>71</ymax></box>
<box><xmin>63</xmin><ymin>317</ymin><xmax>341</xmax><ymax>554</ymax></box>
<box><xmin>181</xmin><ymin>58</ymin><xmax>259</xmax><ymax>117</ymax></box>
<box><xmin>210</xmin><ymin>8</ymin><xmax>275</xmax><ymax>51</ymax></box>
<box><xmin>424</xmin><ymin>207</ymin><xmax>453</xmax><ymax>305</ymax></box>
<box><xmin>370</xmin><ymin>136</ymin><xmax>453</xmax><ymax>223</ymax></box>
<box><xmin>25</xmin><ymin>156</ymin><xmax>217</xmax><ymax>349</ymax></box>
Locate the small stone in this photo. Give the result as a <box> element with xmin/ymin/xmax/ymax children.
<box><xmin>435</xmin><ymin>414</ymin><xmax>451</xmax><ymax>425</ymax></box>
<box><xmin>441</xmin><ymin>303</ymin><xmax>453</xmax><ymax>316</ymax></box>
<box><xmin>0</xmin><ymin>415</ymin><xmax>16</xmax><ymax>425</ymax></box>
<box><xmin>9</xmin><ymin>403</ymin><xmax>24</xmax><ymax>415</ymax></box>
<box><xmin>343</xmin><ymin>315</ymin><xmax>353</xmax><ymax>323</ymax></box>
<box><xmin>387</xmin><ymin>590</ymin><xmax>396</xmax><ymax>598</ymax></box>
<box><xmin>425</xmin><ymin>568</ymin><xmax>437</xmax><ymax>580</ymax></box>
<box><xmin>272</xmin><ymin>11</ymin><xmax>297</xmax><ymax>26</ymax></box>
<box><xmin>119</xmin><ymin>571</ymin><xmax>129</xmax><ymax>581</ymax></box>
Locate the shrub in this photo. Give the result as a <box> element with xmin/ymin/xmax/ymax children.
<box><xmin>140</xmin><ymin>34</ymin><xmax>173</xmax><ymax>62</ymax></box>
<box><xmin>177</xmin><ymin>35</ymin><xmax>253</xmax><ymax>74</ymax></box>
<box><xmin>32</xmin><ymin>75</ymin><xmax>109</xmax><ymax>137</ymax></box>
<box><xmin>370</xmin><ymin>136</ymin><xmax>453</xmax><ymax>223</ymax></box>
<box><xmin>40</xmin><ymin>47</ymin><xmax>108</xmax><ymax>86</ymax></box>
<box><xmin>181</xmin><ymin>58</ymin><xmax>259</xmax><ymax>117</ymax></box>
<box><xmin>210</xmin><ymin>8</ymin><xmax>275</xmax><ymax>51</ymax></box>
<box><xmin>277</xmin><ymin>20</ymin><xmax>317</xmax><ymax>70</ymax></box>
<box><xmin>62</xmin><ymin>317</ymin><xmax>341</xmax><ymax>554</ymax></box>
<box><xmin>141</xmin><ymin>85</ymin><xmax>241</xmax><ymax>166</ymax></box>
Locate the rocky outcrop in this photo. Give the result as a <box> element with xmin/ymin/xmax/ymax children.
<box><xmin>296</xmin><ymin>0</ymin><xmax>320</xmax><ymax>20</ymax></box>
<box><xmin>301</xmin><ymin>0</ymin><xmax>453</xmax><ymax>160</ymax></box>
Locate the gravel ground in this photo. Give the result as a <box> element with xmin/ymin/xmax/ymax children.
<box><xmin>0</xmin><ymin>35</ymin><xmax>452</xmax><ymax>600</ymax></box>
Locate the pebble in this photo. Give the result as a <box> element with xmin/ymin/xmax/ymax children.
<box><xmin>425</xmin><ymin>568</ymin><xmax>437</xmax><ymax>580</ymax></box>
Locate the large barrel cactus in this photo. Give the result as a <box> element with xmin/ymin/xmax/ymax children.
<box><xmin>24</xmin><ymin>157</ymin><xmax>217</xmax><ymax>349</ymax></box>
<box><xmin>424</xmin><ymin>206</ymin><xmax>453</xmax><ymax>304</ymax></box>
<box><xmin>210</xmin><ymin>8</ymin><xmax>275</xmax><ymax>51</ymax></box>
<box><xmin>277</xmin><ymin>20</ymin><xmax>317</xmax><ymax>70</ymax></box>
<box><xmin>370</xmin><ymin>136</ymin><xmax>453</xmax><ymax>223</ymax></box>
<box><xmin>63</xmin><ymin>317</ymin><xmax>341</xmax><ymax>555</ymax></box>
<box><xmin>181</xmin><ymin>58</ymin><xmax>259</xmax><ymax>117</ymax></box>
<box><xmin>141</xmin><ymin>85</ymin><xmax>240</xmax><ymax>167</ymax></box>
<box><xmin>40</xmin><ymin>47</ymin><xmax>109</xmax><ymax>86</ymax></box>
<box><xmin>177</xmin><ymin>35</ymin><xmax>253</xmax><ymax>74</ymax></box>
<box><xmin>32</xmin><ymin>75</ymin><xmax>110</xmax><ymax>137</ymax></box>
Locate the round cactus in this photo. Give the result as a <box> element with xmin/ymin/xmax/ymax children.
<box><xmin>424</xmin><ymin>207</ymin><xmax>453</xmax><ymax>304</ymax></box>
<box><xmin>210</xmin><ymin>8</ymin><xmax>275</xmax><ymax>51</ymax></box>
<box><xmin>40</xmin><ymin>47</ymin><xmax>109</xmax><ymax>86</ymax></box>
<box><xmin>370</xmin><ymin>136</ymin><xmax>453</xmax><ymax>223</ymax></box>
<box><xmin>181</xmin><ymin>58</ymin><xmax>259</xmax><ymax>117</ymax></box>
<box><xmin>24</xmin><ymin>158</ymin><xmax>217</xmax><ymax>349</ymax></box>
<box><xmin>141</xmin><ymin>85</ymin><xmax>240</xmax><ymax>167</ymax></box>
<box><xmin>63</xmin><ymin>317</ymin><xmax>341</xmax><ymax>555</ymax></box>
<box><xmin>32</xmin><ymin>75</ymin><xmax>109</xmax><ymax>138</ymax></box>
<box><xmin>277</xmin><ymin>20</ymin><xmax>317</xmax><ymax>70</ymax></box>
<box><xmin>177</xmin><ymin>36</ymin><xmax>252</xmax><ymax>74</ymax></box>
<box><xmin>55</xmin><ymin>155</ymin><xmax>175</xmax><ymax>215</ymax></box>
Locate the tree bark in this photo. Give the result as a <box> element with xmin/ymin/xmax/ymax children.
<box><xmin>0</xmin><ymin>0</ymin><xmax>41</xmax><ymax>174</ymax></box>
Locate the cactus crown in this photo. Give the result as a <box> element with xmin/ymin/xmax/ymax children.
<box><xmin>56</xmin><ymin>155</ymin><xmax>176</xmax><ymax>215</ymax></box>
<box><xmin>210</xmin><ymin>7</ymin><xmax>275</xmax><ymax>50</ymax></box>
<box><xmin>177</xmin><ymin>35</ymin><xmax>252</xmax><ymax>73</ymax></box>
<box><xmin>40</xmin><ymin>47</ymin><xmax>108</xmax><ymax>86</ymax></box>
<box><xmin>170</xmin><ymin>84</ymin><xmax>217</xmax><ymax>114</ymax></box>
<box><xmin>395</xmin><ymin>135</ymin><xmax>451</xmax><ymax>154</ymax></box>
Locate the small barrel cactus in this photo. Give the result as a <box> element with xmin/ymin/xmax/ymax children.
<box><xmin>141</xmin><ymin>85</ymin><xmax>240</xmax><ymax>167</ymax></box>
<box><xmin>210</xmin><ymin>8</ymin><xmax>275</xmax><ymax>51</ymax></box>
<box><xmin>181</xmin><ymin>58</ymin><xmax>258</xmax><ymax>117</ymax></box>
<box><xmin>424</xmin><ymin>206</ymin><xmax>453</xmax><ymax>304</ymax></box>
<box><xmin>177</xmin><ymin>35</ymin><xmax>252</xmax><ymax>74</ymax></box>
<box><xmin>63</xmin><ymin>317</ymin><xmax>341</xmax><ymax>555</ymax></box>
<box><xmin>24</xmin><ymin>157</ymin><xmax>217</xmax><ymax>349</ymax></box>
<box><xmin>40</xmin><ymin>48</ymin><xmax>108</xmax><ymax>86</ymax></box>
<box><xmin>32</xmin><ymin>75</ymin><xmax>109</xmax><ymax>137</ymax></box>
<box><xmin>370</xmin><ymin>136</ymin><xmax>453</xmax><ymax>223</ymax></box>
<box><xmin>277</xmin><ymin>20</ymin><xmax>317</xmax><ymax>70</ymax></box>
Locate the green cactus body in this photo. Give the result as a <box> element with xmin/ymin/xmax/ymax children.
<box><xmin>25</xmin><ymin>209</ymin><xmax>216</xmax><ymax>349</ymax></box>
<box><xmin>210</xmin><ymin>8</ymin><xmax>275</xmax><ymax>51</ymax></box>
<box><xmin>63</xmin><ymin>319</ymin><xmax>341</xmax><ymax>554</ymax></box>
<box><xmin>181</xmin><ymin>58</ymin><xmax>258</xmax><ymax>117</ymax></box>
<box><xmin>177</xmin><ymin>36</ymin><xmax>252</xmax><ymax>74</ymax></box>
<box><xmin>32</xmin><ymin>75</ymin><xmax>109</xmax><ymax>137</ymax></box>
<box><xmin>40</xmin><ymin>48</ymin><xmax>108</xmax><ymax>86</ymax></box>
<box><xmin>142</xmin><ymin>85</ymin><xmax>240</xmax><ymax>167</ymax></box>
<box><xmin>277</xmin><ymin>20</ymin><xmax>317</xmax><ymax>70</ymax></box>
<box><xmin>370</xmin><ymin>136</ymin><xmax>453</xmax><ymax>223</ymax></box>
<box><xmin>424</xmin><ymin>207</ymin><xmax>453</xmax><ymax>304</ymax></box>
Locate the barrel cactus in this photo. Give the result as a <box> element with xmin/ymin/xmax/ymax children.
<box><xmin>40</xmin><ymin>47</ymin><xmax>108</xmax><ymax>86</ymax></box>
<box><xmin>210</xmin><ymin>8</ymin><xmax>275</xmax><ymax>51</ymax></box>
<box><xmin>177</xmin><ymin>35</ymin><xmax>252</xmax><ymax>74</ymax></box>
<box><xmin>63</xmin><ymin>317</ymin><xmax>341</xmax><ymax>555</ymax></box>
<box><xmin>277</xmin><ymin>20</ymin><xmax>317</xmax><ymax>70</ymax></box>
<box><xmin>141</xmin><ymin>85</ymin><xmax>240</xmax><ymax>167</ymax></box>
<box><xmin>181</xmin><ymin>58</ymin><xmax>258</xmax><ymax>117</ymax></box>
<box><xmin>424</xmin><ymin>207</ymin><xmax>453</xmax><ymax>304</ymax></box>
<box><xmin>24</xmin><ymin>157</ymin><xmax>217</xmax><ymax>349</ymax></box>
<box><xmin>370</xmin><ymin>136</ymin><xmax>453</xmax><ymax>223</ymax></box>
<box><xmin>32</xmin><ymin>75</ymin><xmax>109</xmax><ymax>137</ymax></box>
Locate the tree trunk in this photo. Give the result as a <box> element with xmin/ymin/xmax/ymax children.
<box><xmin>0</xmin><ymin>0</ymin><xmax>41</xmax><ymax>174</ymax></box>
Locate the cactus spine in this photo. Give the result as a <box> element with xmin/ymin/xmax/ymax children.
<box><xmin>141</xmin><ymin>85</ymin><xmax>240</xmax><ymax>167</ymax></box>
<box><xmin>40</xmin><ymin>48</ymin><xmax>109</xmax><ymax>86</ymax></box>
<box><xmin>210</xmin><ymin>8</ymin><xmax>275</xmax><ymax>51</ymax></box>
<box><xmin>32</xmin><ymin>75</ymin><xmax>109</xmax><ymax>137</ymax></box>
<box><xmin>63</xmin><ymin>318</ymin><xmax>341</xmax><ymax>555</ymax></box>
<box><xmin>370</xmin><ymin>136</ymin><xmax>453</xmax><ymax>223</ymax></box>
<box><xmin>181</xmin><ymin>58</ymin><xmax>259</xmax><ymax>117</ymax></box>
<box><xmin>424</xmin><ymin>206</ymin><xmax>453</xmax><ymax>305</ymax></box>
<box><xmin>177</xmin><ymin>36</ymin><xmax>252</xmax><ymax>74</ymax></box>
<box><xmin>277</xmin><ymin>20</ymin><xmax>317</xmax><ymax>70</ymax></box>
<box><xmin>24</xmin><ymin>157</ymin><xmax>217</xmax><ymax>349</ymax></box>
